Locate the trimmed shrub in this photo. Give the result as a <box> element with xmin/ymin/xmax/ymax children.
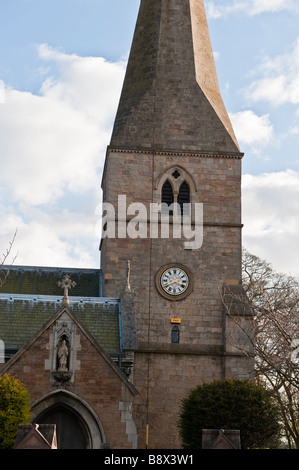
<box><xmin>178</xmin><ymin>379</ymin><xmax>282</xmax><ymax>449</ymax></box>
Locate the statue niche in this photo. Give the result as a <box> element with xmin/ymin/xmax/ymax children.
<box><xmin>57</xmin><ymin>336</ymin><xmax>70</xmax><ymax>372</ymax></box>
<box><xmin>51</xmin><ymin>335</ymin><xmax>72</xmax><ymax>383</ymax></box>
<box><xmin>46</xmin><ymin>309</ymin><xmax>82</xmax><ymax>384</ymax></box>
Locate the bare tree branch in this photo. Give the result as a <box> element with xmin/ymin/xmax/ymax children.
<box><xmin>0</xmin><ymin>229</ymin><xmax>18</xmax><ymax>288</ymax></box>
<box><xmin>223</xmin><ymin>248</ymin><xmax>299</xmax><ymax>448</ymax></box>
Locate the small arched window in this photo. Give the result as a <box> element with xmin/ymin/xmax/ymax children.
<box><xmin>161</xmin><ymin>180</ymin><xmax>174</xmax><ymax>215</ymax></box>
<box><xmin>161</xmin><ymin>180</ymin><xmax>174</xmax><ymax>206</ymax></box>
<box><xmin>178</xmin><ymin>181</ymin><xmax>190</xmax><ymax>215</ymax></box>
<box><xmin>171</xmin><ymin>326</ymin><xmax>180</xmax><ymax>344</ymax></box>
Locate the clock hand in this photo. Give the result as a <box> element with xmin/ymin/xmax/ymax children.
<box><xmin>165</xmin><ymin>279</ymin><xmax>183</xmax><ymax>287</ymax></box>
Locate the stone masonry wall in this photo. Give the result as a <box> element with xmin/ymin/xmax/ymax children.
<box><xmin>2</xmin><ymin>322</ymin><xmax>135</xmax><ymax>449</ymax></box>
<box><xmin>132</xmin><ymin>351</ymin><xmax>224</xmax><ymax>449</ymax></box>
<box><xmin>100</xmin><ymin>149</ymin><xmax>253</xmax><ymax>448</ymax></box>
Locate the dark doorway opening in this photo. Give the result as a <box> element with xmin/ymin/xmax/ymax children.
<box><xmin>38</xmin><ymin>403</ymin><xmax>90</xmax><ymax>449</ymax></box>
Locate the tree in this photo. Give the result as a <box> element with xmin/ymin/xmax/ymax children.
<box><xmin>0</xmin><ymin>230</ymin><xmax>18</xmax><ymax>289</ymax></box>
<box><xmin>178</xmin><ymin>378</ymin><xmax>282</xmax><ymax>449</ymax></box>
<box><xmin>223</xmin><ymin>248</ymin><xmax>299</xmax><ymax>448</ymax></box>
<box><xmin>0</xmin><ymin>374</ymin><xmax>31</xmax><ymax>449</ymax></box>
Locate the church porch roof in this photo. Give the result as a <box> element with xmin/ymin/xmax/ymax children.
<box><xmin>0</xmin><ymin>294</ymin><xmax>121</xmax><ymax>354</ymax></box>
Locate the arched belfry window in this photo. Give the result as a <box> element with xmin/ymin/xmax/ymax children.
<box><xmin>178</xmin><ymin>181</ymin><xmax>190</xmax><ymax>215</ymax></box>
<box><xmin>157</xmin><ymin>167</ymin><xmax>196</xmax><ymax>218</ymax></box>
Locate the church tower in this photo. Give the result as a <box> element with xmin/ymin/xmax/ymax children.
<box><xmin>100</xmin><ymin>0</ymin><xmax>253</xmax><ymax>449</ymax></box>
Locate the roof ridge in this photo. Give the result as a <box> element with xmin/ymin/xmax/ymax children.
<box><xmin>0</xmin><ymin>293</ymin><xmax>119</xmax><ymax>303</ymax></box>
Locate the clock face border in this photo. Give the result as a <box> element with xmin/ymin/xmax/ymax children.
<box><xmin>155</xmin><ymin>263</ymin><xmax>193</xmax><ymax>301</ymax></box>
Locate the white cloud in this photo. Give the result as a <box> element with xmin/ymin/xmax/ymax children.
<box><xmin>206</xmin><ymin>1</ymin><xmax>246</xmax><ymax>18</ymax></box>
<box><xmin>0</xmin><ymin>45</ymin><xmax>125</xmax><ymax>206</ymax></box>
<box><xmin>0</xmin><ymin>45</ymin><xmax>126</xmax><ymax>268</ymax></box>
<box><xmin>38</xmin><ymin>44</ymin><xmax>125</xmax><ymax>128</ymax></box>
<box><xmin>0</xmin><ymin>80</ymin><xmax>4</xmax><ymax>104</ymax></box>
<box><xmin>229</xmin><ymin>110</ymin><xmax>274</xmax><ymax>151</ymax></box>
<box><xmin>247</xmin><ymin>38</ymin><xmax>299</xmax><ymax>107</ymax></box>
<box><xmin>242</xmin><ymin>170</ymin><xmax>299</xmax><ymax>277</ymax></box>
<box><xmin>0</xmin><ymin>202</ymin><xmax>99</xmax><ymax>268</ymax></box>
<box><xmin>206</xmin><ymin>0</ymin><xmax>299</xmax><ymax>18</ymax></box>
<box><xmin>249</xmin><ymin>0</ymin><xmax>298</xmax><ymax>15</ymax></box>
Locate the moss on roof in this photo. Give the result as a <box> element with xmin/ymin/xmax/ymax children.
<box><xmin>0</xmin><ymin>266</ymin><xmax>102</xmax><ymax>297</ymax></box>
<box><xmin>0</xmin><ymin>296</ymin><xmax>121</xmax><ymax>353</ymax></box>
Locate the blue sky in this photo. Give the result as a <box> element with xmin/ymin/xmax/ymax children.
<box><xmin>0</xmin><ymin>0</ymin><xmax>139</xmax><ymax>90</ymax></box>
<box><xmin>0</xmin><ymin>0</ymin><xmax>299</xmax><ymax>277</ymax></box>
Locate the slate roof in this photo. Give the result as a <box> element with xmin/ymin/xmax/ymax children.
<box><xmin>0</xmin><ymin>265</ymin><xmax>103</xmax><ymax>297</ymax></box>
<box><xmin>0</xmin><ymin>295</ymin><xmax>121</xmax><ymax>353</ymax></box>
<box><xmin>0</xmin><ymin>266</ymin><xmax>121</xmax><ymax>356</ymax></box>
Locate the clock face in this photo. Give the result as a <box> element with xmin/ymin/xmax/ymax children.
<box><xmin>160</xmin><ymin>267</ymin><xmax>189</xmax><ymax>296</ymax></box>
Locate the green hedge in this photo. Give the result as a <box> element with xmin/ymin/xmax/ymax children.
<box><xmin>0</xmin><ymin>374</ymin><xmax>31</xmax><ymax>449</ymax></box>
<box><xmin>178</xmin><ymin>379</ymin><xmax>282</xmax><ymax>449</ymax></box>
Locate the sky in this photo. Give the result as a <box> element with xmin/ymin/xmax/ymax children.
<box><xmin>0</xmin><ymin>0</ymin><xmax>299</xmax><ymax>278</ymax></box>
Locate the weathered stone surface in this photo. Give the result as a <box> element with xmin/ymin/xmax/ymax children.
<box><xmin>101</xmin><ymin>0</ymin><xmax>254</xmax><ymax>449</ymax></box>
<box><xmin>110</xmin><ymin>0</ymin><xmax>240</xmax><ymax>154</ymax></box>
<box><xmin>2</xmin><ymin>306</ymin><xmax>138</xmax><ymax>449</ymax></box>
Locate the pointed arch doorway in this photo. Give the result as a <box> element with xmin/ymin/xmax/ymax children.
<box><xmin>38</xmin><ymin>403</ymin><xmax>89</xmax><ymax>449</ymax></box>
<box><xmin>31</xmin><ymin>390</ymin><xmax>106</xmax><ymax>449</ymax></box>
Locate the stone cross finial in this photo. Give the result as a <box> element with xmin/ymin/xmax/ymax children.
<box><xmin>58</xmin><ymin>274</ymin><xmax>76</xmax><ymax>305</ymax></box>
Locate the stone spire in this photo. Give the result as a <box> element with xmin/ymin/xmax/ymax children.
<box><xmin>109</xmin><ymin>0</ymin><xmax>241</xmax><ymax>155</ymax></box>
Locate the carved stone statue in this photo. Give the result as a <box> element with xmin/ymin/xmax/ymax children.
<box><xmin>57</xmin><ymin>339</ymin><xmax>68</xmax><ymax>372</ymax></box>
